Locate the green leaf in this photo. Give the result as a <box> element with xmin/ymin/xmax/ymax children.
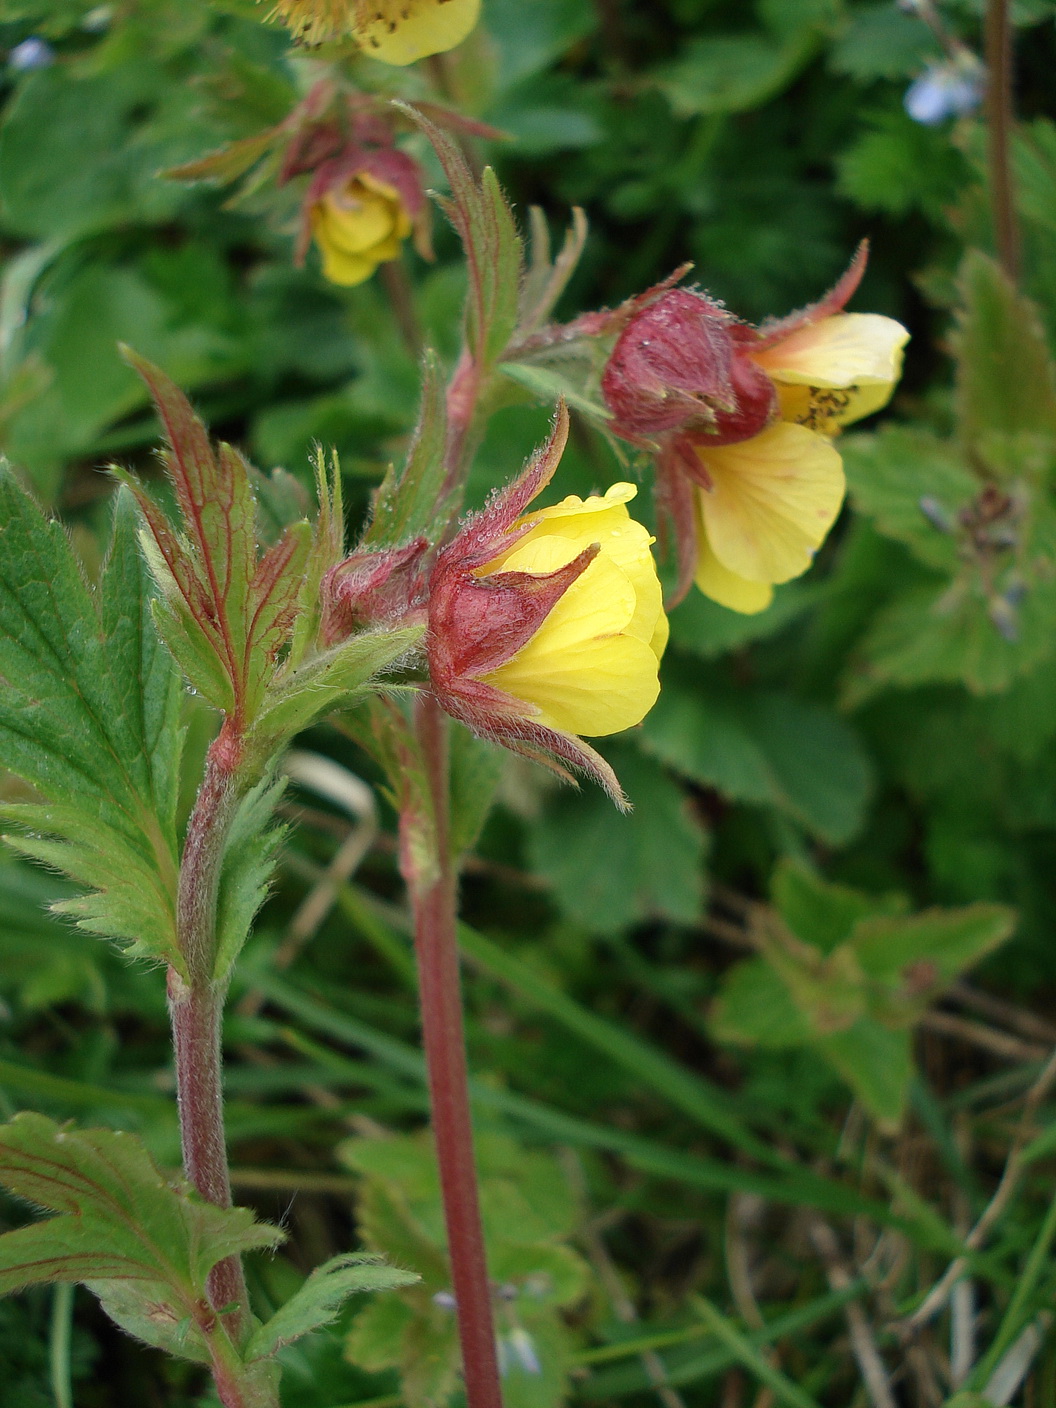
<box><xmin>246</xmin><ymin>625</ymin><xmax>424</xmax><ymax>764</ymax></box>
<box><xmin>527</xmin><ymin>745</ymin><xmax>707</xmax><ymax>932</ymax></box>
<box><xmin>1014</xmin><ymin>117</ymin><xmax>1056</xmax><ymax>236</ymax></box>
<box><xmin>654</xmin><ymin>22</ymin><xmax>822</xmax><ymax>118</ymax></box>
<box><xmin>0</xmin><ymin>65</ymin><xmax>192</xmax><ymax>240</ymax></box>
<box><xmin>772</xmin><ymin>860</ymin><xmax>893</xmax><ymax>955</ymax></box>
<box><xmin>342</xmin><ymin>1131</ymin><xmax>589</xmax><ymax>1408</ymax></box>
<box><xmin>842</xmin><ymin>426</ymin><xmax>978</xmax><ymax>572</ymax></box>
<box><xmin>835</xmin><ymin>109</ymin><xmax>968</xmax><ymax>221</ymax></box>
<box><xmin>642</xmin><ymin>670</ymin><xmax>873</xmax><ymax>844</ymax></box>
<box><xmin>0</xmin><ymin>1113</ymin><xmax>282</xmax><ymax>1357</ymax></box>
<box><xmin>500</xmin><ymin>361</ymin><xmax>612</xmax><ymax>424</ymax></box>
<box><xmin>853</xmin><ymin>903</ymin><xmax>1015</xmax><ymax>993</ymax></box>
<box><xmin>404</xmin><ymin>108</ymin><xmax>522</xmax><ymax>367</ymax></box>
<box><xmin>244</xmin><ymin>1253</ymin><xmax>418</xmax><ymax>1362</ymax></box>
<box><xmin>846</xmin><ymin>574</ymin><xmax>1056</xmax><ymax>701</ymax></box>
<box><xmin>815</xmin><ymin>1020</ymin><xmax>914</xmax><ymax>1128</ymax></box>
<box><xmin>345</xmin><ymin>1293</ymin><xmax>416</xmax><ymax>1375</ymax></box>
<box><xmin>828</xmin><ymin>3</ymin><xmax>939</xmax><ymax>80</ymax></box>
<box><xmin>668</xmin><ymin>580</ymin><xmax>821</xmax><ymax>660</ymax></box>
<box><xmin>0</xmin><ymin>475</ymin><xmax>182</xmax><ymax>965</ymax></box>
<box><xmin>212</xmin><ymin>777</ymin><xmax>288</xmax><ymax>983</ymax></box>
<box><xmin>448</xmin><ymin>723</ymin><xmax>506</xmax><ymax>858</ymax></box>
<box><xmin>365</xmin><ymin>352</ymin><xmax>453</xmax><ymax>548</ymax></box>
<box><xmin>709</xmin><ymin>958</ymin><xmax>812</xmax><ymax>1048</ymax></box>
<box><xmin>954</xmin><ymin>250</ymin><xmax>1056</xmax><ymax>471</ymax></box>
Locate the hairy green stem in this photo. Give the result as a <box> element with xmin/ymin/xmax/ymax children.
<box><xmin>405</xmin><ymin>696</ymin><xmax>504</xmax><ymax>1408</ymax></box>
<box><xmin>985</xmin><ymin>0</ymin><xmax>1019</xmax><ymax>283</ymax></box>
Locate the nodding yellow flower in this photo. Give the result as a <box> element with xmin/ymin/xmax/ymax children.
<box><xmin>269</xmin><ymin>0</ymin><xmax>480</xmax><ymax>60</ymax></box>
<box><xmin>478</xmin><ymin>484</ymin><xmax>669</xmax><ymax>738</ymax></box>
<box><xmin>693</xmin><ymin>312</ymin><xmax>909</xmax><ymax>613</ymax></box>
<box><xmin>309</xmin><ymin>172</ymin><xmax>412</xmax><ymax>286</ymax></box>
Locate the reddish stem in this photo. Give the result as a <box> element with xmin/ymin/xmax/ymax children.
<box><xmin>169</xmin><ymin>974</ymin><xmax>246</xmax><ymax>1323</ymax></box>
<box><xmin>406</xmin><ymin>695</ymin><xmax>503</xmax><ymax>1408</ymax></box>
<box><xmin>170</xmin><ymin>739</ymin><xmax>253</xmax><ymax>1356</ymax></box>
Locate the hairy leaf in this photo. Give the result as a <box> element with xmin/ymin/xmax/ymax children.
<box><xmin>0</xmin><ymin>477</ymin><xmax>182</xmax><ymax>965</ymax></box>
<box><xmin>954</xmin><ymin>250</ymin><xmax>1056</xmax><ymax>472</ymax></box>
<box><xmin>212</xmin><ymin>776</ymin><xmax>288</xmax><ymax>983</ymax></box>
<box><xmin>246</xmin><ymin>625</ymin><xmax>424</xmax><ymax>766</ymax></box>
<box><xmin>403</xmin><ymin>107</ymin><xmax>522</xmax><ymax>368</ymax></box>
<box><xmin>0</xmin><ymin>1112</ymin><xmax>282</xmax><ymax>1356</ymax></box>
<box><xmin>245</xmin><ymin>1253</ymin><xmax>418</xmax><ymax>1362</ymax></box>
<box><xmin>118</xmin><ymin>351</ymin><xmax>315</xmax><ymax>725</ymax></box>
<box><xmin>366</xmin><ymin>352</ymin><xmax>453</xmax><ymax>549</ymax></box>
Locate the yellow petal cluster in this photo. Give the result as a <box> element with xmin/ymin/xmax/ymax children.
<box><xmin>480</xmin><ymin>484</ymin><xmax>668</xmax><ymax>737</ymax></box>
<box><xmin>310</xmin><ymin>173</ymin><xmax>412</xmax><ymax>286</ymax></box>
<box><xmin>268</xmin><ymin>0</ymin><xmax>479</xmax><ymax>59</ymax></box>
<box><xmin>694</xmin><ymin>312</ymin><xmax>909</xmax><ymax>613</ymax></box>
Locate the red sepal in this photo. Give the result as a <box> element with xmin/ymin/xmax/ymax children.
<box><xmin>753</xmin><ymin>240</ymin><xmax>869</xmax><ymax>348</ymax></box>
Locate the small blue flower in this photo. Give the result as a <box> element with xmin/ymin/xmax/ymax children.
<box><xmin>498</xmin><ymin>1327</ymin><xmax>542</xmax><ymax>1377</ymax></box>
<box><xmin>8</xmin><ymin>37</ymin><xmax>55</xmax><ymax>71</ymax></box>
<box><xmin>905</xmin><ymin>57</ymin><xmax>984</xmax><ymax>125</ymax></box>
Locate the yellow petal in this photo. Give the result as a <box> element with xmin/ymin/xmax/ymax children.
<box><xmin>771</xmin><ymin>379</ymin><xmax>898</xmax><ymax>435</ymax></box>
<box><xmin>315</xmin><ymin>181</ymin><xmax>399</xmax><ymax>256</ymax></box>
<box><xmin>482</xmin><ymin>545</ymin><xmax>660</xmax><ymax>737</ymax></box>
<box><xmin>487</xmin><ymin>483</ymin><xmax>667</xmax><ymax>660</ymax></box>
<box><xmin>694</xmin><ymin>527</ymin><xmax>774</xmax><ymax>614</ymax></box>
<box><xmin>752</xmin><ymin>313</ymin><xmax>909</xmax><ymax>389</ymax></box>
<box><xmin>314</xmin><ymin>240</ymin><xmax>378</xmax><ymax>286</ymax></box>
<box><xmin>353</xmin><ymin>0</ymin><xmax>480</xmax><ymax>64</ymax></box>
<box><xmin>696</xmin><ymin>422</ymin><xmax>845</xmax><ymax>584</ymax></box>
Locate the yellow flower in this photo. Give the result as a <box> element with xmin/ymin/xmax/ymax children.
<box><xmin>479</xmin><ymin>484</ymin><xmax>668</xmax><ymax>737</ymax></box>
<box><xmin>352</xmin><ymin>0</ymin><xmax>481</xmax><ymax>64</ymax></box>
<box><xmin>269</xmin><ymin>0</ymin><xmax>480</xmax><ymax>58</ymax></box>
<box><xmin>693</xmin><ymin>312</ymin><xmax>909</xmax><ymax>613</ymax></box>
<box><xmin>309</xmin><ymin>172</ymin><xmax>412</xmax><ymax>286</ymax></box>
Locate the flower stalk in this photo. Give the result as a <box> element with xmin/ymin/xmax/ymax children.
<box><xmin>404</xmin><ymin>694</ymin><xmax>504</xmax><ymax>1408</ymax></box>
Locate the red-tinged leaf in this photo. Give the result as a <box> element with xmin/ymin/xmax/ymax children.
<box><xmin>165</xmin><ymin>129</ymin><xmax>279</xmax><ymax>186</ymax></box>
<box><xmin>755</xmin><ymin>239</ymin><xmax>869</xmax><ymax>346</ymax></box>
<box><xmin>289</xmin><ymin>450</ymin><xmax>345</xmax><ymax>670</ymax></box>
<box><xmin>449</xmin><ymin>401</ymin><xmax>570</xmax><ymax>568</ymax></box>
<box><xmin>399</xmin><ymin>101</ymin><xmax>509</xmax><ymax>144</ymax></box>
<box><xmin>113</xmin><ymin>472</ymin><xmax>227</xmax><ymax>658</ymax></box>
<box><xmin>120</xmin><ymin>351</ymin><xmax>312</xmax><ymax>729</ymax></box>
<box><xmin>395</xmin><ymin>104</ymin><xmax>522</xmax><ymax>367</ymax></box>
<box><xmin>245</xmin><ymin>521</ymin><xmax>312</xmax><ymax>709</ymax></box>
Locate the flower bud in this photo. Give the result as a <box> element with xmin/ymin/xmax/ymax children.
<box><xmin>305</xmin><ymin>147</ymin><xmax>426</xmax><ymax>286</ymax></box>
<box><xmin>601</xmin><ymin>289</ymin><xmax>776</xmax><ymax>446</ymax></box>
<box><xmin>320</xmin><ymin>538</ymin><xmax>429</xmax><ymax>643</ymax></box>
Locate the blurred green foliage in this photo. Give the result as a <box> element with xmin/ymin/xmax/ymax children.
<box><xmin>3</xmin><ymin>0</ymin><xmax>1056</xmax><ymax>1403</ymax></box>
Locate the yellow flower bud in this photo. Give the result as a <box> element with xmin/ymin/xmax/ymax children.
<box><xmin>309</xmin><ymin>172</ymin><xmax>412</xmax><ymax>286</ymax></box>
<box><xmin>479</xmin><ymin>484</ymin><xmax>668</xmax><ymax>737</ymax></box>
